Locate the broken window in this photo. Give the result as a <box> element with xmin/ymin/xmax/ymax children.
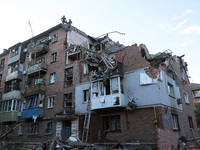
<box><xmin>52</xmin><ymin>33</ymin><xmax>58</xmax><ymax>43</ymax></box>
<box><xmin>0</xmin><ymin>58</ymin><xmax>5</xmax><ymax>70</ymax></box>
<box><xmin>172</xmin><ymin>114</ymin><xmax>179</xmax><ymax>130</ymax></box>
<box><xmin>103</xmin><ymin>115</ymin><xmax>121</xmax><ymax>132</ymax></box>
<box><xmin>10</xmin><ymin>47</ymin><xmax>19</xmax><ymax>58</ymax></box>
<box><xmin>83</xmin><ymin>89</ymin><xmax>90</xmax><ymax>102</ymax></box>
<box><xmin>48</xmin><ymin>96</ymin><xmax>54</xmax><ymax>108</ymax></box>
<box><xmin>50</xmin><ymin>72</ymin><xmax>56</xmax><ymax>84</ymax></box>
<box><xmin>188</xmin><ymin>116</ymin><xmax>194</xmax><ymax>128</ymax></box>
<box><xmin>83</xmin><ymin>63</ymin><xmax>89</xmax><ymax>74</ymax></box>
<box><xmin>65</xmin><ymin>68</ymin><xmax>73</xmax><ymax>87</ymax></box>
<box><xmin>184</xmin><ymin>92</ymin><xmax>189</xmax><ymax>104</ymax></box>
<box><xmin>168</xmin><ymin>83</ymin><xmax>175</xmax><ymax>97</ymax></box>
<box><xmin>92</xmin><ymin>82</ymin><xmax>99</xmax><ymax>97</ymax></box>
<box><xmin>66</xmin><ymin>51</ymin><xmax>81</xmax><ymax>65</ymax></box>
<box><xmin>111</xmin><ymin>78</ymin><xmax>119</xmax><ymax>94</ymax></box>
<box><xmin>26</xmin><ymin>94</ymin><xmax>39</xmax><ymax>109</ymax></box>
<box><xmin>63</xmin><ymin>93</ymin><xmax>72</xmax><ymax>114</ymax></box>
<box><xmin>7</xmin><ymin>61</ymin><xmax>19</xmax><ymax>74</ymax></box>
<box><xmin>105</xmin><ymin>79</ymin><xmax>111</xmax><ymax>95</ymax></box>
<box><xmin>46</xmin><ymin>122</ymin><xmax>53</xmax><ymax>134</ymax></box>
<box><xmin>36</xmin><ymin>57</ymin><xmax>44</xmax><ymax>64</ymax></box>
<box><xmin>29</xmin><ymin>123</ymin><xmax>39</xmax><ymax>134</ymax></box>
<box><xmin>51</xmin><ymin>52</ymin><xmax>57</xmax><ymax>63</ymax></box>
<box><xmin>4</xmin><ymin>80</ymin><xmax>21</xmax><ymax>93</ymax></box>
<box><xmin>35</xmin><ymin>77</ymin><xmax>44</xmax><ymax>85</ymax></box>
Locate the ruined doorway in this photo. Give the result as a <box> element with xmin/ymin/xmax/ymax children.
<box><xmin>61</xmin><ymin>120</ymin><xmax>71</xmax><ymax>140</ymax></box>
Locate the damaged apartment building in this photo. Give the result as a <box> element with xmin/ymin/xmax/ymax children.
<box><xmin>0</xmin><ymin>16</ymin><xmax>199</xmax><ymax>149</ymax></box>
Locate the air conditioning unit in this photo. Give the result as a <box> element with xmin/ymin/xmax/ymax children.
<box><xmin>23</xmin><ymin>48</ymin><xmax>27</xmax><ymax>53</ymax></box>
<box><xmin>177</xmin><ymin>98</ymin><xmax>183</xmax><ymax>105</ymax></box>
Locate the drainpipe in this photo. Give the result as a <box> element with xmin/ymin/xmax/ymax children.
<box><xmin>136</xmin><ymin>106</ymin><xmax>158</xmax><ymax>129</ymax></box>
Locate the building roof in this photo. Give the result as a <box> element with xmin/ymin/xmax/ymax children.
<box><xmin>189</xmin><ymin>83</ymin><xmax>200</xmax><ymax>91</ymax></box>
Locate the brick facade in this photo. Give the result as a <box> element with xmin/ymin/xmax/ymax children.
<box><xmin>0</xmin><ymin>21</ymin><xmax>199</xmax><ymax>149</ymax></box>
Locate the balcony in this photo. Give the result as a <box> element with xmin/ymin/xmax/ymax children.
<box><xmin>6</xmin><ymin>71</ymin><xmax>22</xmax><ymax>82</ymax></box>
<box><xmin>0</xmin><ymin>111</ymin><xmax>18</xmax><ymax>122</ymax></box>
<box><xmin>27</xmin><ymin>62</ymin><xmax>47</xmax><ymax>76</ymax></box>
<box><xmin>91</xmin><ymin>93</ymin><xmax>125</xmax><ymax>110</ymax></box>
<box><xmin>22</xmin><ymin>107</ymin><xmax>43</xmax><ymax>119</ymax></box>
<box><xmin>24</xmin><ymin>84</ymin><xmax>45</xmax><ymax>96</ymax></box>
<box><xmin>32</xmin><ymin>43</ymin><xmax>48</xmax><ymax>56</ymax></box>
<box><xmin>2</xmin><ymin>90</ymin><xmax>21</xmax><ymax>101</ymax></box>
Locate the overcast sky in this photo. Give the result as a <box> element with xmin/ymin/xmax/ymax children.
<box><xmin>0</xmin><ymin>0</ymin><xmax>200</xmax><ymax>83</ymax></box>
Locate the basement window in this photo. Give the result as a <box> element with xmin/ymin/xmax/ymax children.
<box><xmin>103</xmin><ymin>115</ymin><xmax>121</xmax><ymax>132</ymax></box>
<box><xmin>29</xmin><ymin>123</ymin><xmax>39</xmax><ymax>135</ymax></box>
<box><xmin>18</xmin><ymin>125</ymin><xmax>23</xmax><ymax>135</ymax></box>
<box><xmin>46</xmin><ymin>122</ymin><xmax>53</xmax><ymax>134</ymax></box>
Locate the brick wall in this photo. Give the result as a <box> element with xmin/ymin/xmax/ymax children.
<box><xmin>157</xmin><ymin>128</ymin><xmax>179</xmax><ymax>149</ymax></box>
<box><xmin>88</xmin><ymin>107</ymin><xmax>157</xmax><ymax>143</ymax></box>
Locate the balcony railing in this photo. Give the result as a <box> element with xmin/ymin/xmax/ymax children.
<box><xmin>6</xmin><ymin>71</ymin><xmax>22</xmax><ymax>82</ymax></box>
<box><xmin>27</xmin><ymin>62</ymin><xmax>47</xmax><ymax>76</ymax></box>
<box><xmin>24</xmin><ymin>84</ymin><xmax>45</xmax><ymax>96</ymax></box>
<box><xmin>22</xmin><ymin>107</ymin><xmax>43</xmax><ymax>119</ymax></box>
<box><xmin>31</xmin><ymin>43</ymin><xmax>49</xmax><ymax>56</ymax></box>
<box><xmin>91</xmin><ymin>93</ymin><xmax>125</xmax><ymax>110</ymax></box>
<box><xmin>0</xmin><ymin>111</ymin><xmax>18</xmax><ymax>122</ymax></box>
<box><xmin>2</xmin><ymin>90</ymin><xmax>21</xmax><ymax>101</ymax></box>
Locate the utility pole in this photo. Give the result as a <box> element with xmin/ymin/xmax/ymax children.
<box><xmin>28</xmin><ymin>20</ymin><xmax>34</xmax><ymax>37</ymax></box>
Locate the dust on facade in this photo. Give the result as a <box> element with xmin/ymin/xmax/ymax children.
<box><xmin>0</xmin><ymin>16</ymin><xmax>199</xmax><ymax>149</ymax></box>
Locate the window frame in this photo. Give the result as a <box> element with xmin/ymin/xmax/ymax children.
<box><xmin>172</xmin><ymin>114</ymin><xmax>179</xmax><ymax>130</ymax></box>
<box><xmin>45</xmin><ymin>121</ymin><xmax>53</xmax><ymax>134</ymax></box>
<box><xmin>188</xmin><ymin>116</ymin><xmax>194</xmax><ymax>128</ymax></box>
<box><xmin>51</xmin><ymin>52</ymin><xmax>57</xmax><ymax>63</ymax></box>
<box><xmin>168</xmin><ymin>83</ymin><xmax>175</xmax><ymax>97</ymax></box>
<box><xmin>184</xmin><ymin>92</ymin><xmax>189</xmax><ymax>104</ymax></box>
<box><xmin>52</xmin><ymin>33</ymin><xmax>58</xmax><ymax>43</ymax></box>
<box><xmin>0</xmin><ymin>74</ymin><xmax>2</xmax><ymax>87</ymax></box>
<box><xmin>0</xmin><ymin>58</ymin><xmax>5</xmax><ymax>70</ymax></box>
<box><xmin>48</xmin><ymin>96</ymin><xmax>54</xmax><ymax>108</ymax></box>
<box><xmin>64</xmin><ymin>68</ymin><xmax>73</xmax><ymax>87</ymax></box>
<box><xmin>18</xmin><ymin>125</ymin><xmax>23</xmax><ymax>135</ymax></box>
<box><xmin>83</xmin><ymin>89</ymin><xmax>90</xmax><ymax>102</ymax></box>
<box><xmin>29</xmin><ymin>123</ymin><xmax>39</xmax><ymax>135</ymax></box>
<box><xmin>50</xmin><ymin>72</ymin><xmax>56</xmax><ymax>84</ymax></box>
<box><xmin>103</xmin><ymin>115</ymin><xmax>121</xmax><ymax>132</ymax></box>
